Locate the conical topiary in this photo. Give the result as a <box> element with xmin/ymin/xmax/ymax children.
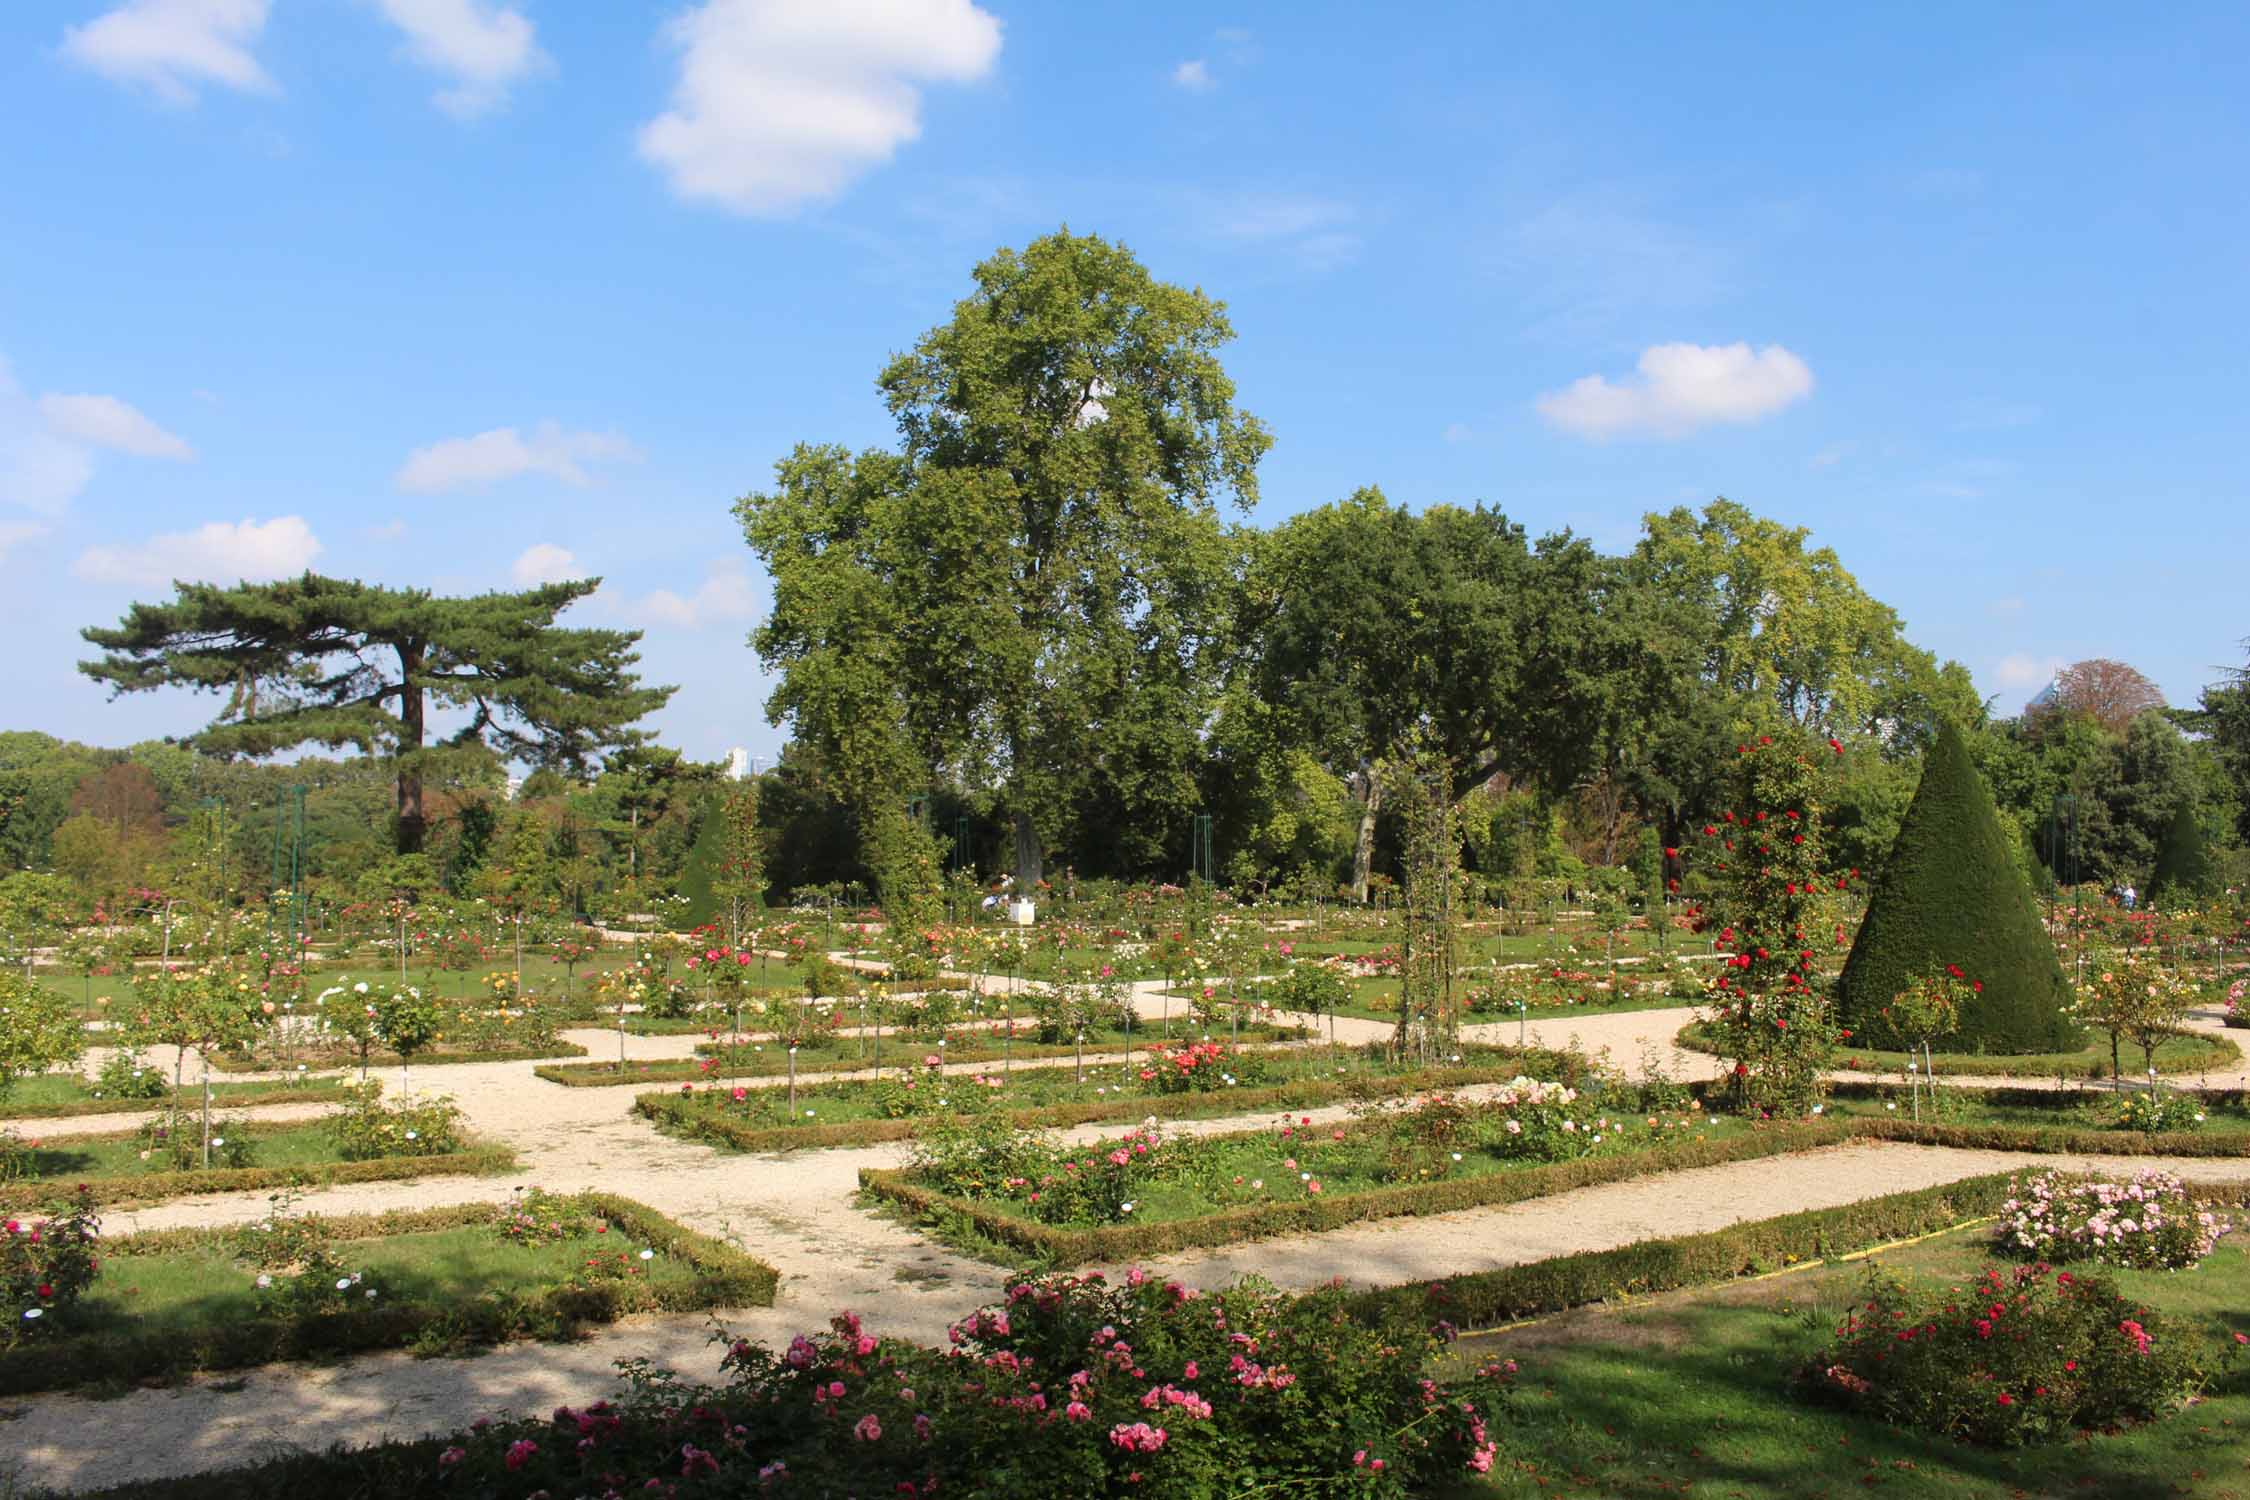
<box><xmin>2147</xmin><ymin>798</ymin><xmax>2220</xmax><ymax>907</ymax></box>
<box><xmin>1837</xmin><ymin>722</ymin><xmax>2078</xmax><ymax>1053</ymax></box>
<box><xmin>674</xmin><ymin>794</ymin><xmax>727</xmax><ymax>930</ymax></box>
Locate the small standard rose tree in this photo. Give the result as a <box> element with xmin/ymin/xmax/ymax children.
<box><xmin>1695</xmin><ymin>734</ymin><xmax>1857</xmax><ymax>1116</ymax></box>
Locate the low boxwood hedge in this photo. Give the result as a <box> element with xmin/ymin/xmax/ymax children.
<box><xmin>861</xmin><ymin>1121</ymin><xmax>1857</xmax><ymax>1265</ymax></box>
<box><xmin>0</xmin><ymin>1084</ymin><xmax>346</xmax><ymax>1121</ymax></box>
<box><xmin>0</xmin><ymin>1193</ymin><xmax>778</xmax><ymax>1395</ymax></box>
<box><xmin>202</xmin><ymin>1041</ymin><xmax>588</xmax><ymax>1074</ymax></box>
<box><xmin>0</xmin><ymin>1142</ymin><xmax>519</xmax><ymax>1213</ymax></box>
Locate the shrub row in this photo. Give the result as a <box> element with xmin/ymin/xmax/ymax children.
<box><xmin>633</xmin><ymin>1054</ymin><xmax>1598</xmax><ymax>1154</ymax></box>
<box><xmin>202</xmin><ymin>1041</ymin><xmax>588</xmax><ymax>1075</ymax></box>
<box><xmin>0</xmin><ymin>1143</ymin><xmax>519</xmax><ymax>1213</ymax></box>
<box><xmin>860</xmin><ymin>1121</ymin><xmax>1857</xmax><ymax>1265</ymax></box>
<box><xmin>1677</xmin><ymin>1021</ymin><xmax>2241</xmax><ymax>1078</ymax></box>
<box><xmin>0</xmin><ymin>1193</ymin><xmax>778</xmax><ymax>1395</ymax></box>
<box><xmin>538</xmin><ymin>1031</ymin><xmax>1312</xmax><ymax>1089</ymax></box>
<box><xmin>1349</xmin><ymin>1173</ymin><xmax>2250</xmax><ymax>1333</ymax></box>
<box><xmin>0</xmin><ymin>1085</ymin><xmax>345</xmax><ymax>1122</ymax></box>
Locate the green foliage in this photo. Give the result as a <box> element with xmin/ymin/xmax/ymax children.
<box><xmin>741</xmin><ymin>230</ymin><xmax>1269</xmax><ymax>886</ymax></box>
<box><xmin>321</xmin><ymin>1083</ymin><xmax>465</xmax><ymax>1160</ymax></box>
<box><xmin>1695</xmin><ymin>735</ymin><xmax>1851</xmax><ymax>1115</ymax></box>
<box><xmin>79</xmin><ymin>574</ymin><xmax>673</xmax><ymax>854</ymax></box>
<box><xmin>0</xmin><ymin>974</ymin><xmax>82</xmax><ymax>1096</ymax></box>
<box><xmin>1839</xmin><ymin>721</ymin><xmax>2079</xmax><ymax>1052</ymax></box>
<box><xmin>1805</xmin><ymin>1261</ymin><xmax>2223</xmax><ymax>1445</ymax></box>
<box><xmin>2148</xmin><ymin>796</ymin><xmax>2222</xmax><ymax>906</ymax></box>
<box><xmin>2</xmin><ymin>1189</ymin><xmax>100</xmax><ymax>1343</ymax></box>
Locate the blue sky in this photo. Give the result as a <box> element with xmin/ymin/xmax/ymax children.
<box><xmin>3</xmin><ymin>1</ymin><xmax>2246</xmax><ymax>767</ymax></box>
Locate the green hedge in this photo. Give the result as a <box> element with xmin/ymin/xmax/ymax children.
<box><xmin>0</xmin><ymin>1193</ymin><xmax>778</xmax><ymax>1395</ymax></box>
<box><xmin>634</xmin><ymin>1053</ymin><xmax>1599</xmax><ymax>1154</ymax></box>
<box><xmin>0</xmin><ymin>1085</ymin><xmax>346</xmax><ymax>1121</ymax></box>
<box><xmin>0</xmin><ymin>1143</ymin><xmax>518</xmax><ymax>1213</ymax></box>
<box><xmin>1349</xmin><ymin>1175</ymin><xmax>2250</xmax><ymax>1332</ymax></box>
<box><xmin>864</xmin><ymin>1106</ymin><xmax>2250</xmax><ymax>1268</ymax></box>
<box><xmin>203</xmin><ymin>1041</ymin><xmax>587</xmax><ymax>1074</ymax></box>
<box><xmin>1675</xmin><ymin>1020</ymin><xmax>2238</xmax><ymax>1078</ymax></box>
<box><xmin>1837</xmin><ymin>721</ymin><xmax>2078</xmax><ymax>1052</ymax></box>
<box><xmin>539</xmin><ymin>1031</ymin><xmax>1306</xmax><ymax>1089</ymax></box>
<box><xmin>860</xmin><ymin>1121</ymin><xmax>1857</xmax><ymax>1265</ymax></box>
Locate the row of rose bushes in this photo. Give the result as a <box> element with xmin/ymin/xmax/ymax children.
<box><xmin>65</xmin><ymin>1271</ymin><xmax>1514</xmax><ymax>1500</ymax></box>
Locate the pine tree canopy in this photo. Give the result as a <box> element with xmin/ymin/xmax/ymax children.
<box><xmin>79</xmin><ymin>573</ymin><xmax>674</xmax><ymax>853</ymax></box>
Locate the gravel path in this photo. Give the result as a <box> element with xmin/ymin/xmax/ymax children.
<box><xmin>4</xmin><ymin>980</ymin><xmax>2246</xmax><ymax>1493</ymax></box>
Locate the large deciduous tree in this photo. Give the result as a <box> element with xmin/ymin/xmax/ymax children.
<box><xmin>2033</xmin><ymin>657</ymin><xmax>2166</xmax><ymax>735</ymax></box>
<box><xmin>740</xmin><ymin>230</ymin><xmax>1270</xmax><ymax>886</ymax></box>
<box><xmin>79</xmin><ymin>574</ymin><xmax>673</xmax><ymax>856</ymax></box>
<box><xmin>1251</xmin><ymin>489</ymin><xmax>1634</xmax><ymax>900</ymax></box>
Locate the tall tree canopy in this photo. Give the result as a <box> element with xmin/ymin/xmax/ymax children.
<box><xmin>1633</xmin><ymin>499</ymin><xmax>1980</xmax><ymax>745</ymax></box>
<box><xmin>80</xmin><ymin>574</ymin><xmax>672</xmax><ymax>855</ymax></box>
<box><xmin>740</xmin><ymin>229</ymin><xmax>1270</xmax><ymax>884</ymax></box>
<box><xmin>1250</xmin><ymin>489</ymin><xmax>1638</xmax><ymax>898</ymax></box>
<box><xmin>2031</xmin><ymin>657</ymin><xmax>2166</xmax><ymax>735</ymax></box>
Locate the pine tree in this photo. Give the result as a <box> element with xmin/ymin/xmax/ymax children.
<box><xmin>1837</xmin><ymin>722</ymin><xmax>2077</xmax><ymax>1052</ymax></box>
<box><xmin>2147</xmin><ymin>798</ymin><xmax>2220</xmax><ymax>907</ymax></box>
<box><xmin>80</xmin><ymin>574</ymin><xmax>672</xmax><ymax>854</ymax></box>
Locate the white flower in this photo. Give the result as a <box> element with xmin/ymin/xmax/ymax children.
<box><xmin>256</xmin><ymin>1274</ymin><xmax>272</xmax><ymax>1288</ymax></box>
<box><xmin>336</xmin><ymin>1278</ymin><xmax>352</xmax><ymax>1291</ymax></box>
<box><xmin>639</xmin><ymin>1249</ymin><xmax>654</xmax><ymax>1261</ymax></box>
<box><xmin>365</xmin><ymin>1288</ymin><xmax>378</xmax><ymax>1299</ymax></box>
<box><xmin>211</xmin><ymin>1138</ymin><xmax>225</xmax><ymax>1148</ymax></box>
<box><xmin>1120</xmin><ymin>1202</ymin><xmax>1135</xmax><ymax>1213</ymax></box>
<box><xmin>354</xmin><ymin>982</ymin><xmax>369</xmax><ymax>994</ymax></box>
<box><xmin>405</xmin><ymin>1131</ymin><xmax>417</xmax><ymax>1140</ymax></box>
<box><xmin>24</xmin><ymin>1308</ymin><xmax>42</xmax><ymax>1320</ymax></box>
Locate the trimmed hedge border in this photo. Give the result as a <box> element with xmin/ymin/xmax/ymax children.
<box><xmin>1676</xmin><ymin>1020</ymin><xmax>2241</xmax><ymax>1079</ymax></box>
<box><xmin>0</xmin><ymin>1084</ymin><xmax>347</xmax><ymax>1122</ymax></box>
<box><xmin>634</xmin><ymin>1054</ymin><xmax>1602</xmax><ymax>1155</ymax></box>
<box><xmin>861</xmin><ymin>1121</ymin><xmax>1857</xmax><ymax>1266</ymax></box>
<box><xmin>538</xmin><ymin>1030</ymin><xmax>1313</xmax><ymax>1089</ymax></box>
<box><xmin>862</xmin><ymin>1104</ymin><xmax>2250</xmax><ymax>1267</ymax></box>
<box><xmin>202</xmin><ymin>1041</ymin><xmax>588</xmax><ymax>1074</ymax></box>
<box><xmin>1351</xmin><ymin>1174</ymin><xmax>2250</xmax><ymax>1333</ymax></box>
<box><xmin>0</xmin><ymin>1192</ymin><xmax>778</xmax><ymax>1395</ymax></box>
<box><xmin>0</xmin><ymin>1142</ymin><xmax>519</xmax><ymax>1213</ymax></box>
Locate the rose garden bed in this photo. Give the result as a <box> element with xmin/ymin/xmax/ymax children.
<box><xmin>1676</xmin><ymin>1019</ymin><xmax>2241</xmax><ymax>1079</ymax></box>
<box><xmin>0</xmin><ymin>1118</ymin><xmax>516</xmax><ymax>1212</ymax></box>
<box><xmin>0</xmin><ymin>1072</ymin><xmax>350</xmax><ymax>1121</ymax></box>
<box><xmin>0</xmin><ymin>1191</ymin><xmax>778</xmax><ymax>1393</ymax></box>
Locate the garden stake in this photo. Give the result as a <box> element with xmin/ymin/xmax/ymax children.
<box><xmin>788</xmin><ymin>1045</ymin><xmax>797</xmax><ymax>1108</ymax></box>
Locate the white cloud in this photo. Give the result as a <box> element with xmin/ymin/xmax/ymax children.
<box><xmin>35</xmin><ymin>393</ymin><xmax>194</xmax><ymax>460</ymax></box>
<box><xmin>73</xmin><ymin>515</ymin><xmax>321</xmax><ymax>586</ymax></box>
<box><xmin>0</xmin><ymin>375</ymin><xmax>96</xmax><ymax>517</ymax></box>
<box><xmin>1993</xmin><ymin>652</ymin><xmax>2064</xmax><ymax>694</ymax></box>
<box><xmin>510</xmin><ymin>541</ymin><xmax>582</xmax><ymax>587</ymax></box>
<box><xmin>638</xmin><ymin>0</ymin><xmax>1003</xmax><ymax>217</ymax></box>
<box><xmin>363</xmin><ymin>518</ymin><xmax>408</xmax><ymax>540</ymax></box>
<box><xmin>372</xmin><ymin>0</ymin><xmax>546</xmax><ymax>117</ymax></box>
<box><xmin>1535</xmin><ymin>342</ymin><xmax>1814</xmax><ymax>441</ymax></box>
<box><xmin>1172</xmin><ymin>59</ymin><xmax>1212</xmax><ymax>91</ymax></box>
<box><xmin>1807</xmin><ymin>440</ymin><xmax>1856</xmax><ymax>470</ymax></box>
<box><xmin>394</xmin><ymin>421</ymin><xmax>638</xmax><ymax>493</ymax></box>
<box><xmin>61</xmin><ymin>0</ymin><xmax>275</xmax><ymax>105</ymax></box>
<box><xmin>1208</xmin><ymin>193</ymin><xmax>1360</xmax><ymax>272</ymax></box>
<box><xmin>0</xmin><ymin>522</ymin><xmax>48</xmax><ymax>567</ymax></box>
<box><xmin>635</xmin><ymin>560</ymin><xmax>759</xmax><ymax>630</ymax></box>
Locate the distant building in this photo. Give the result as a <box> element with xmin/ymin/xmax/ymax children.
<box><xmin>504</xmin><ymin>773</ymin><xmax>525</xmax><ymax>801</ymax></box>
<box><xmin>723</xmin><ymin>747</ymin><xmax>751</xmax><ymax>781</ymax></box>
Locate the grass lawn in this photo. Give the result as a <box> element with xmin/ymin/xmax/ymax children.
<box><xmin>638</xmin><ymin>1042</ymin><xmax>1593</xmax><ymax>1150</ymax></box>
<box><xmin>1677</xmin><ymin>1020</ymin><xmax>2244</xmax><ymax>1079</ymax></box>
<box><xmin>0</xmin><ymin>1072</ymin><xmax>349</xmax><ymax>1119</ymax></box>
<box><xmin>1447</xmin><ymin>1225</ymin><xmax>2250</xmax><ymax>1500</ymax></box>
<box><xmin>1</xmin><ymin>1119</ymin><xmax>512</xmax><ymax>1211</ymax></box>
<box><xmin>0</xmin><ymin>1194</ymin><xmax>779</xmax><ymax>1393</ymax></box>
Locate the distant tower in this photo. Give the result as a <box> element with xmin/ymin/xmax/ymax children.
<box><xmin>724</xmin><ymin>747</ymin><xmax>751</xmax><ymax>781</ymax></box>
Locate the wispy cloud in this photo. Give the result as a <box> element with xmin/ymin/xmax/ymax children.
<box><xmin>61</xmin><ymin>0</ymin><xmax>275</xmax><ymax>105</ymax></box>
<box><xmin>1536</xmin><ymin>342</ymin><xmax>1813</xmax><ymax>441</ymax></box>
<box><xmin>395</xmin><ymin>422</ymin><xmax>638</xmax><ymax>493</ymax></box>
<box><xmin>1807</xmin><ymin>440</ymin><xmax>1857</xmax><ymax>470</ymax></box>
<box><xmin>372</xmin><ymin>0</ymin><xmax>548</xmax><ymax>118</ymax></box>
<box><xmin>639</xmin><ymin>0</ymin><xmax>1003</xmax><ymax>217</ymax></box>
<box><xmin>1171</xmin><ymin>59</ymin><xmax>1212</xmax><ymax>91</ymax></box>
<box><xmin>35</xmin><ymin>393</ymin><xmax>193</xmax><ymax>460</ymax></box>
<box><xmin>1494</xmin><ymin>190</ymin><xmax>1732</xmax><ymax>344</ymax></box>
<box><xmin>509</xmin><ymin>541</ymin><xmax>583</xmax><ymax>587</ymax></box>
<box><xmin>74</xmin><ymin>515</ymin><xmax>321</xmax><ymax>585</ymax></box>
<box><xmin>1992</xmin><ymin>651</ymin><xmax>2064</xmax><ymax>695</ymax></box>
<box><xmin>1207</xmin><ymin>192</ymin><xmax>1361</xmax><ymax>272</ymax></box>
<box><xmin>0</xmin><ymin>521</ymin><xmax>48</xmax><ymax>568</ymax></box>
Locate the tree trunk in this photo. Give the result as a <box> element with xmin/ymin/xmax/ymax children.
<box><xmin>395</xmin><ymin>645</ymin><xmax>427</xmax><ymax>854</ymax></box>
<box><xmin>1012</xmin><ymin>810</ymin><xmax>1043</xmax><ymax>889</ymax></box>
<box><xmin>1349</xmin><ymin>772</ymin><xmax>1383</xmax><ymax>903</ymax></box>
